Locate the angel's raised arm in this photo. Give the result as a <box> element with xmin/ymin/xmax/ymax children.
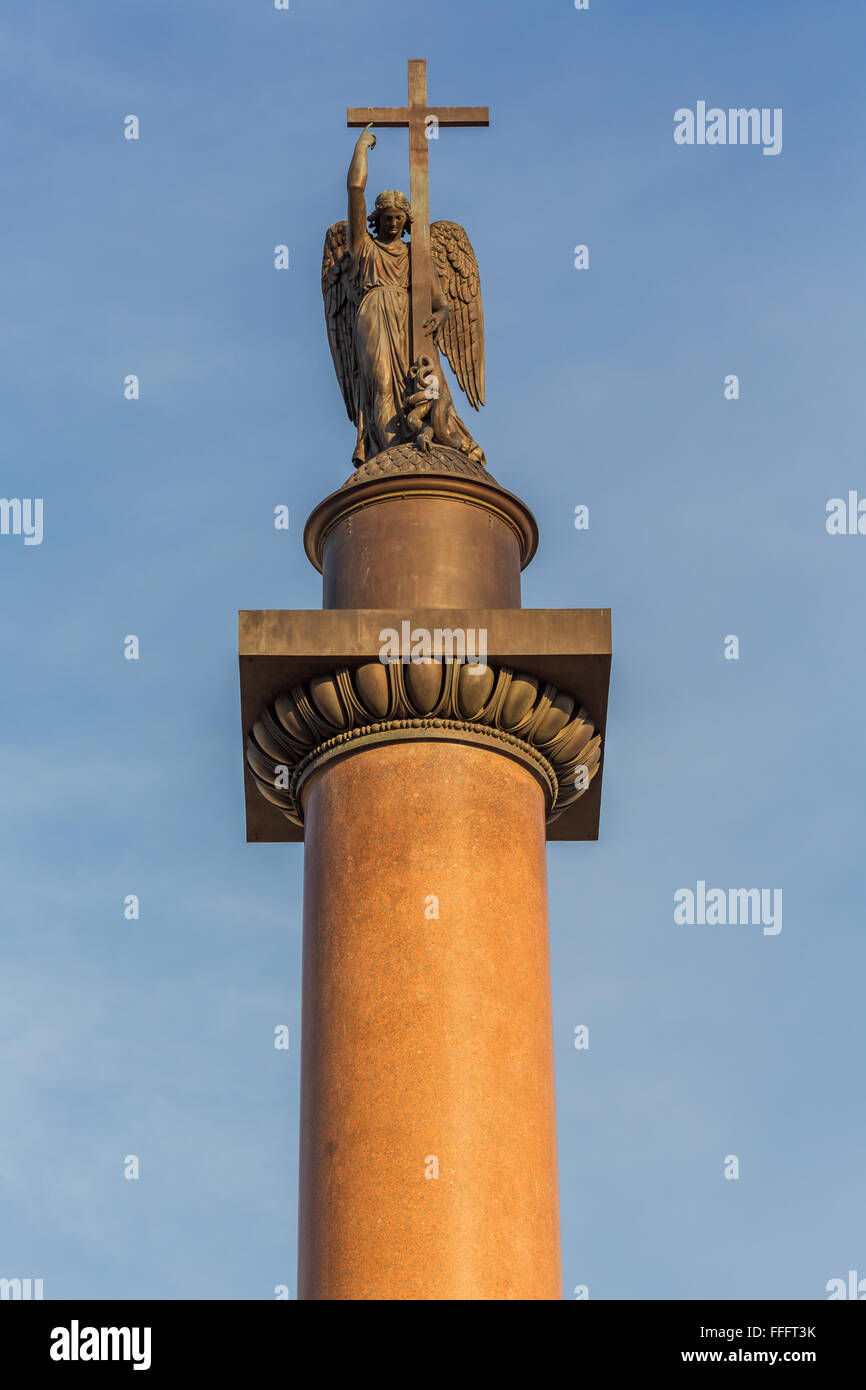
<box><xmin>347</xmin><ymin>124</ymin><xmax>376</xmax><ymax>253</ymax></box>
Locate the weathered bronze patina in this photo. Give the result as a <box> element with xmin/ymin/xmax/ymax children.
<box><xmin>323</xmin><ymin>60</ymin><xmax>488</xmax><ymax>464</ymax></box>
<box><xmin>246</xmin><ymin>659</ymin><xmax>601</xmax><ymax>829</ymax></box>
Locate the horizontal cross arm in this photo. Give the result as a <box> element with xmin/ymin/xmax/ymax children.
<box><xmin>427</xmin><ymin>106</ymin><xmax>489</xmax><ymax>126</ymax></box>
<box><xmin>347</xmin><ymin>105</ymin><xmax>489</xmax><ymax>128</ymax></box>
<box><xmin>347</xmin><ymin>107</ymin><xmax>409</xmax><ymax>127</ymax></box>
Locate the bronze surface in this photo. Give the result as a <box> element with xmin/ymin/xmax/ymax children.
<box><xmin>246</xmin><ymin>659</ymin><xmax>601</xmax><ymax>827</ymax></box>
<box><xmin>324</xmin><ymin>61</ymin><xmax>488</xmax><ymax>464</ymax></box>
<box><xmin>305</xmin><ymin>448</ymin><xmax>537</xmax><ymax>610</ymax></box>
<box><xmin>238</xmin><ymin>606</ymin><xmax>611</xmax><ymax>843</ymax></box>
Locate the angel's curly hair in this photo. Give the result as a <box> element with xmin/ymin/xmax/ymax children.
<box><xmin>368</xmin><ymin>190</ymin><xmax>413</xmax><ymax>237</ymax></box>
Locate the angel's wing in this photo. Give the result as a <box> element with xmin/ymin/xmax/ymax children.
<box><xmin>321</xmin><ymin>221</ymin><xmax>358</xmax><ymax>424</ymax></box>
<box><xmin>430</xmin><ymin>221</ymin><xmax>485</xmax><ymax>410</ymax></box>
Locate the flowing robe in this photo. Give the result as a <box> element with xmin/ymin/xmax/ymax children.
<box><xmin>349</xmin><ymin>232</ymin><xmax>412</xmax><ymax>464</ymax></box>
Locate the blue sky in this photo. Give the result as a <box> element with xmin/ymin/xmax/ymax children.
<box><xmin>1</xmin><ymin>0</ymin><xmax>864</xmax><ymax>1299</ymax></box>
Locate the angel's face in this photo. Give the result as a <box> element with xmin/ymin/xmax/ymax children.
<box><xmin>377</xmin><ymin>207</ymin><xmax>407</xmax><ymax>242</ymax></box>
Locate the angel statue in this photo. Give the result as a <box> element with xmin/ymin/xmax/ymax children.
<box><xmin>322</xmin><ymin>123</ymin><xmax>486</xmax><ymax>467</ymax></box>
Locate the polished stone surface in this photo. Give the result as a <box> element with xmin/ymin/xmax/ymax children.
<box><xmin>298</xmin><ymin>740</ymin><xmax>561</xmax><ymax>1300</ymax></box>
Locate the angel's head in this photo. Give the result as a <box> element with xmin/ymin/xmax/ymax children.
<box><xmin>369</xmin><ymin>190</ymin><xmax>413</xmax><ymax>243</ymax></box>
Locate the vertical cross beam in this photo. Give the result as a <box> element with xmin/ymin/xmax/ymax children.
<box><xmin>407</xmin><ymin>59</ymin><xmax>433</xmax><ymax>361</ymax></box>
<box><xmin>347</xmin><ymin>60</ymin><xmax>489</xmax><ymax>363</ymax></box>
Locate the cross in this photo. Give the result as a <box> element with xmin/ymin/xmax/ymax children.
<box><xmin>348</xmin><ymin>59</ymin><xmax>489</xmax><ymax>363</ymax></box>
